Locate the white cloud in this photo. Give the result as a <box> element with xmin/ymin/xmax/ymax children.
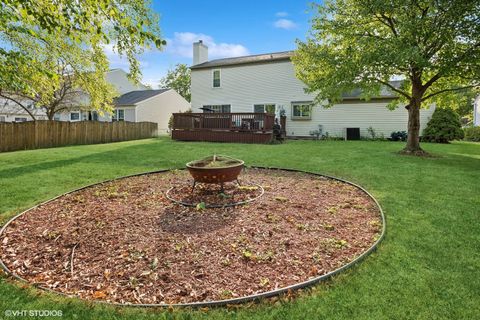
<box><xmin>142</xmin><ymin>78</ymin><xmax>160</xmax><ymax>89</ymax></box>
<box><xmin>165</xmin><ymin>32</ymin><xmax>249</xmax><ymax>59</ymax></box>
<box><xmin>103</xmin><ymin>44</ymin><xmax>130</xmax><ymax>67</ymax></box>
<box><xmin>274</xmin><ymin>19</ymin><xmax>298</xmax><ymax>30</ymax></box>
<box><xmin>276</xmin><ymin>11</ymin><xmax>288</xmax><ymax>17</ymax></box>
<box><xmin>103</xmin><ymin>43</ymin><xmax>149</xmax><ymax>69</ymax></box>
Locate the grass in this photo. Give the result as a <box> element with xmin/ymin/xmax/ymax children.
<box><xmin>0</xmin><ymin>137</ymin><xmax>479</xmax><ymax>320</ymax></box>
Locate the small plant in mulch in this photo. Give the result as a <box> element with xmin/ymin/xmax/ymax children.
<box><xmin>196</xmin><ymin>202</ymin><xmax>206</xmax><ymax>210</ymax></box>
<box><xmin>257</xmin><ymin>250</ymin><xmax>275</xmax><ymax>262</ymax></box>
<box><xmin>221</xmin><ymin>257</ymin><xmax>231</xmax><ymax>266</ymax></box>
<box><xmin>219</xmin><ymin>289</ymin><xmax>235</xmax><ymax>299</ymax></box>
<box><xmin>323</xmin><ymin>224</ymin><xmax>335</xmax><ymax>231</ymax></box>
<box><xmin>265</xmin><ymin>213</ymin><xmax>280</xmax><ymax>223</ymax></box>
<box><xmin>327</xmin><ymin>206</ymin><xmax>338</xmax><ymax>215</ymax></box>
<box><xmin>241</xmin><ymin>249</ymin><xmax>255</xmax><ymax>261</ymax></box>
<box><xmin>150</xmin><ymin>258</ymin><xmax>159</xmax><ymax>270</ymax></box>
<box><xmin>274</xmin><ymin>196</ymin><xmax>289</xmax><ymax>203</ymax></box>
<box><xmin>259</xmin><ymin>277</ymin><xmax>270</xmax><ymax>287</ymax></box>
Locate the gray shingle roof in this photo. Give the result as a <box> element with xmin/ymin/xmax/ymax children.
<box><xmin>342</xmin><ymin>80</ymin><xmax>403</xmax><ymax>99</ymax></box>
<box><xmin>190</xmin><ymin>51</ymin><xmax>294</xmax><ymax>70</ymax></box>
<box><xmin>115</xmin><ymin>89</ymin><xmax>170</xmax><ymax>106</ymax></box>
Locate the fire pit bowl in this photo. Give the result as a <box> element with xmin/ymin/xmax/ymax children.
<box><xmin>186</xmin><ymin>155</ymin><xmax>244</xmax><ymax>184</ymax></box>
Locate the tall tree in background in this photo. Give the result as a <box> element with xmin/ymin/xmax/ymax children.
<box><xmin>293</xmin><ymin>0</ymin><xmax>480</xmax><ymax>155</ymax></box>
<box><xmin>0</xmin><ymin>30</ymin><xmax>117</xmax><ymax>120</ymax></box>
<box><xmin>0</xmin><ymin>0</ymin><xmax>165</xmax><ymax>119</ymax></box>
<box><xmin>159</xmin><ymin>64</ymin><xmax>191</xmax><ymax>102</ymax></box>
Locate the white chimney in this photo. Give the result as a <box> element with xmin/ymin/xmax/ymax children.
<box><xmin>193</xmin><ymin>40</ymin><xmax>208</xmax><ymax>65</ymax></box>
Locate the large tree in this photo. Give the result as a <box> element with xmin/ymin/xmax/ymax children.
<box><xmin>0</xmin><ymin>29</ymin><xmax>117</xmax><ymax>120</ymax></box>
<box><xmin>293</xmin><ymin>0</ymin><xmax>480</xmax><ymax>154</ymax></box>
<box><xmin>0</xmin><ymin>0</ymin><xmax>165</xmax><ymax>118</ymax></box>
<box><xmin>159</xmin><ymin>64</ymin><xmax>191</xmax><ymax>102</ymax></box>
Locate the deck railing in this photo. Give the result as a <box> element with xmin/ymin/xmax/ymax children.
<box><xmin>172</xmin><ymin>113</ymin><xmax>275</xmax><ymax>132</ymax></box>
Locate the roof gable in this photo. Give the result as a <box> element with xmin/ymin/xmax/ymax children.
<box><xmin>115</xmin><ymin>89</ymin><xmax>170</xmax><ymax>106</ymax></box>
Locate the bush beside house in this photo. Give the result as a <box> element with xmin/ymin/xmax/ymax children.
<box><xmin>464</xmin><ymin>127</ymin><xmax>480</xmax><ymax>142</ymax></box>
<box><xmin>422</xmin><ymin>108</ymin><xmax>464</xmax><ymax>143</ymax></box>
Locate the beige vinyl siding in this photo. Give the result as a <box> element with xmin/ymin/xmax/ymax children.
<box><xmin>287</xmin><ymin>102</ymin><xmax>434</xmax><ymax>137</ymax></box>
<box><xmin>191</xmin><ymin>61</ymin><xmax>306</xmax><ymax>112</ymax></box>
<box><xmin>123</xmin><ymin>108</ymin><xmax>136</xmax><ymax>122</ymax></box>
<box><xmin>191</xmin><ymin>60</ymin><xmax>435</xmax><ymax>137</ymax></box>
<box><xmin>135</xmin><ymin>89</ymin><xmax>191</xmax><ymax>134</ymax></box>
<box><xmin>106</xmin><ymin>69</ymin><xmax>148</xmax><ymax>95</ymax></box>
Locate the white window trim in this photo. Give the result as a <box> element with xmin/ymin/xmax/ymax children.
<box><xmin>253</xmin><ymin>104</ymin><xmax>276</xmax><ymax>114</ymax></box>
<box><xmin>212</xmin><ymin>69</ymin><xmax>221</xmax><ymax>88</ymax></box>
<box><xmin>113</xmin><ymin>109</ymin><xmax>125</xmax><ymax>121</ymax></box>
<box><xmin>202</xmin><ymin>104</ymin><xmax>231</xmax><ymax>113</ymax></box>
<box><xmin>70</xmin><ymin>111</ymin><xmax>81</xmax><ymax>122</ymax></box>
<box><xmin>291</xmin><ymin>102</ymin><xmax>313</xmax><ymax>120</ymax></box>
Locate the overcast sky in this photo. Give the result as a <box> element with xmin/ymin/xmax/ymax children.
<box><xmin>106</xmin><ymin>0</ymin><xmax>316</xmax><ymax>88</ymax></box>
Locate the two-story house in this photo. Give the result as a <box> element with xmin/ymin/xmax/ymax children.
<box><xmin>190</xmin><ymin>41</ymin><xmax>435</xmax><ymax>139</ymax></box>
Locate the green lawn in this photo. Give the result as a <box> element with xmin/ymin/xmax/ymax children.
<box><xmin>0</xmin><ymin>138</ymin><xmax>479</xmax><ymax>320</ymax></box>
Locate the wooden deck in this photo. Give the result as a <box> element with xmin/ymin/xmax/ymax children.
<box><xmin>171</xmin><ymin>113</ymin><xmax>275</xmax><ymax>143</ymax></box>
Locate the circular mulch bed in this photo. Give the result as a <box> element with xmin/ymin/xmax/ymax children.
<box><xmin>0</xmin><ymin>168</ymin><xmax>383</xmax><ymax>306</ymax></box>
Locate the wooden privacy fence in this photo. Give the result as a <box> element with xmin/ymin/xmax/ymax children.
<box><xmin>0</xmin><ymin>120</ymin><xmax>158</xmax><ymax>152</ymax></box>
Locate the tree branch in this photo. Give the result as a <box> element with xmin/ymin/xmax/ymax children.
<box><xmin>0</xmin><ymin>92</ymin><xmax>37</xmax><ymax>121</ymax></box>
<box><xmin>375</xmin><ymin>79</ymin><xmax>412</xmax><ymax>99</ymax></box>
<box><xmin>421</xmin><ymin>85</ymin><xmax>477</xmax><ymax>101</ymax></box>
<box><xmin>423</xmin><ymin>42</ymin><xmax>480</xmax><ymax>90</ymax></box>
<box><xmin>422</xmin><ymin>73</ymin><xmax>442</xmax><ymax>91</ymax></box>
<box><xmin>375</xmin><ymin>14</ymin><xmax>398</xmax><ymax>37</ymax></box>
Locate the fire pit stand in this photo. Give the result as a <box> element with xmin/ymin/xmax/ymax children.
<box><xmin>186</xmin><ymin>155</ymin><xmax>245</xmax><ymax>192</ymax></box>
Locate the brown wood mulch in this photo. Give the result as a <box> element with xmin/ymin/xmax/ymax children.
<box><xmin>0</xmin><ymin>168</ymin><xmax>382</xmax><ymax>305</ymax></box>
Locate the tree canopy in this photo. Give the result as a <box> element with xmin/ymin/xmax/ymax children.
<box><xmin>0</xmin><ymin>0</ymin><xmax>164</xmax><ymax>119</ymax></box>
<box><xmin>293</xmin><ymin>0</ymin><xmax>480</xmax><ymax>154</ymax></box>
<box><xmin>0</xmin><ymin>29</ymin><xmax>117</xmax><ymax>119</ymax></box>
<box><xmin>159</xmin><ymin>64</ymin><xmax>191</xmax><ymax>102</ymax></box>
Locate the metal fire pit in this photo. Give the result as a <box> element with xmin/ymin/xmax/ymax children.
<box><xmin>186</xmin><ymin>155</ymin><xmax>244</xmax><ymax>191</ymax></box>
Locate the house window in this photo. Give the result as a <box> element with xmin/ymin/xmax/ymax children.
<box><xmin>291</xmin><ymin>102</ymin><xmax>312</xmax><ymax>120</ymax></box>
<box><xmin>88</xmin><ymin>111</ymin><xmax>98</xmax><ymax>121</ymax></box>
<box><xmin>254</xmin><ymin>104</ymin><xmax>276</xmax><ymax>114</ymax></box>
<box><xmin>70</xmin><ymin>112</ymin><xmax>80</xmax><ymax>121</ymax></box>
<box><xmin>0</xmin><ymin>116</ymin><xmax>5</xmax><ymax>122</ymax></box>
<box><xmin>113</xmin><ymin>109</ymin><xmax>125</xmax><ymax>121</ymax></box>
<box><xmin>213</xmin><ymin>70</ymin><xmax>221</xmax><ymax>88</ymax></box>
<box><xmin>14</xmin><ymin>117</ymin><xmax>27</xmax><ymax>122</ymax></box>
<box><xmin>53</xmin><ymin>114</ymin><xmax>61</xmax><ymax>121</ymax></box>
<box><xmin>203</xmin><ymin>105</ymin><xmax>231</xmax><ymax>113</ymax></box>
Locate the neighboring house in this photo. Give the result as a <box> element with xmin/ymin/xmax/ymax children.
<box><xmin>0</xmin><ymin>100</ymin><xmax>48</xmax><ymax>122</ymax></box>
<box><xmin>53</xmin><ymin>68</ymin><xmax>149</xmax><ymax>122</ymax></box>
<box><xmin>190</xmin><ymin>41</ymin><xmax>435</xmax><ymax>138</ymax></box>
<box><xmin>106</xmin><ymin>68</ymin><xmax>149</xmax><ymax>95</ymax></box>
<box><xmin>114</xmin><ymin>89</ymin><xmax>191</xmax><ymax>134</ymax></box>
<box><xmin>0</xmin><ymin>69</ymin><xmax>148</xmax><ymax>123</ymax></box>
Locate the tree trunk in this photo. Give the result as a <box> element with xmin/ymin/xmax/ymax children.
<box><xmin>402</xmin><ymin>97</ymin><xmax>428</xmax><ymax>155</ymax></box>
<box><xmin>405</xmin><ymin>103</ymin><xmax>421</xmax><ymax>151</ymax></box>
<box><xmin>47</xmin><ymin>109</ymin><xmax>55</xmax><ymax>120</ymax></box>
